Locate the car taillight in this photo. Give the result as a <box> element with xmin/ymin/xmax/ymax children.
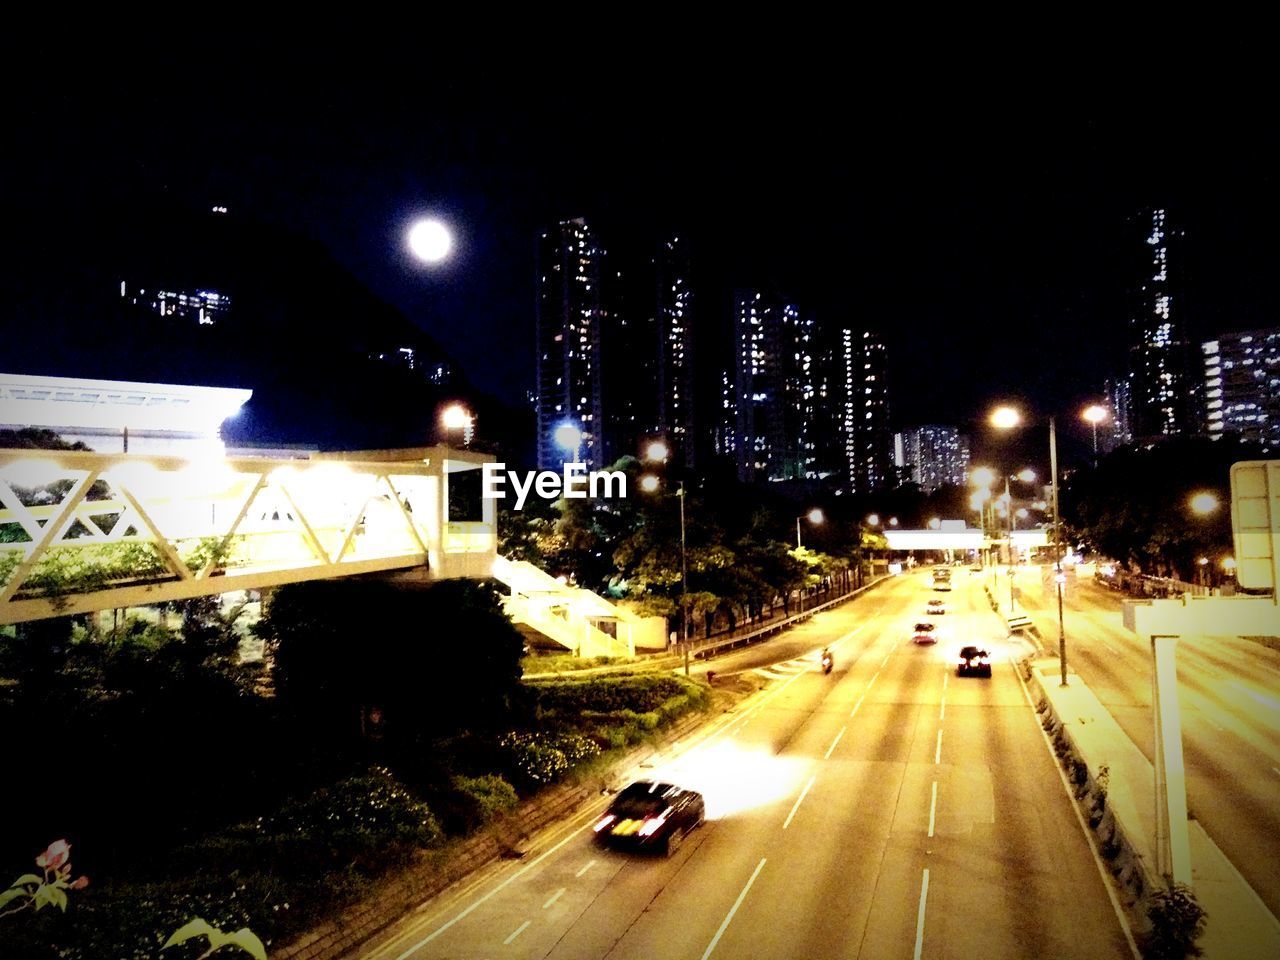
<box><xmin>593</xmin><ymin>814</ymin><xmax>616</xmax><ymax>833</ymax></box>
<box><xmin>637</xmin><ymin>815</ymin><xmax>667</xmax><ymax>837</ymax></box>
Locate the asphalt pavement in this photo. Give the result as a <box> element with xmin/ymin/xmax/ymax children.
<box><xmin>358</xmin><ymin>570</ymin><xmax>1133</xmax><ymax>960</ymax></box>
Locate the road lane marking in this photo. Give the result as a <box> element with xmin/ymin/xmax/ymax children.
<box><xmin>542</xmin><ymin>888</ymin><xmax>565</xmax><ymax>909</ymax></box>
<box><xmin>783</xmin><ymin>775</ymin><xmax>817</xmax><ymax>830</ymax></box>
<box><xmin>503</xmin><ymin>920</ymin><xmax>531</xmax><ymax>945</ymax></box>
<box><xmin>701</xmin><ymin>858</ymin><xmax>767</xmax><ymax>960</ymax></box>
<box><xmin>934</xmin><ymin>729</ymin><xmax>943</xmax><ymax>764</ymax></box>
<box><xmin>575</xmin><ymin>859</ymin><xmax>596</xmax><ymax>878</ymax></box>
<box><xmin>850</xmin><ymin>692</ymin><xmax>866</xmax><ymax>718</ymax></box>
<box><xmin>928</xmin><ymin>781</ymin><xmax>938</xmax><ymax>838</ymax></box>
<box><xmin>1273</xmin><ymin>767</ymin><xmax>1280</xmax><ymax>778</ymax></box>
<box><xmin>393</xmin><ymin>815</ymin><xmax>594</xmax><ymax>957</ymax></box>
<box><xmin>870</xmin><ymin>670</ymin><xmax>881</xmax><ymax>685</ymax></box>
<box><xmin>824</xmin><ymin>726</ymin><xmax>846</xmax><ymax>759</ymax></box>
<box><xmin>881</xmin><ymin>654</ymin><xmax>891</xmax><ymax>668</ymax></box>
<box><xmin>913</xmin><ymin>868</ymin><xmax>930</xmax><ymax>960</ymax></box>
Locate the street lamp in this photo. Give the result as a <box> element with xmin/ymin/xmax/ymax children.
<box><xmin>640</xmin><ymin>475</ymin><xmax>690</xmax><ymax>675</ymax></box>
<box><xmin>554</xmin><ymin>421</ymin><xmax>583</xmax><ymax>464</ymax></box>
<box><xmin>1082</xmin><ymin>404</ymin><xmax>1108</xmax><ymax>460</ymax></box>
<box><xmin>796</xmin><ymin>508</ymin><xmax>825</xmax><ymax>549</ymax></box>
<box><xmin>439</xmin><ymin>403</ymin><xmax>473</xmax><ymax>447</ymax></box>
<box><xmin>1189</xmin><ymin>492</ymin><xmax>1220</xmax><ymax>516</ymax></box>
<box><xmin>644</xmin><ymin>439</ymin><xmax>670</xmax><ymax>464</ymax></box>
<box><xmin>991</xmin><ymin>404</ymin><xmax>1068</xmax><ymax>686</ymax></box>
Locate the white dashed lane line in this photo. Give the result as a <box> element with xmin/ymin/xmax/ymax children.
<box><xmin>503</xmin><ymin>920</ymin><xmax>531</xmax><ymax>945</ymax></box>
<box><xmin>542</xmin><ymin>888</ymin><xmax>565</xmax><ymax>909</ymax></box>
<box><xmin>575</xmin><ymin>859</ymin><xmax>596</xmax><ymax>878</ymax></box>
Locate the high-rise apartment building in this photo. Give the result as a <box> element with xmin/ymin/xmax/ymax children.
<box><xmin>844</xmin><ymin>329</ymin><xmax>894</xmax><ymax>493</ymax></box>
<box><xmin>1103</xmin><ymin>376</ymin><xmax>1133</xmax><ymax>450</ymax></box>
<box><xmin>535</xmin><ymin>218</ymin><xmax>607</xmax><ymax>471</ymax></box>
<box><xmin>894</xmin><ymin>425</ymin><xmax>970</xmax><ymax>491</ymax></box>
<box><xmin>1127</xmin><ymin>208</ymin><xmax>1197</xmax><ymax>442</ymax></box>
<box><xmin>654</xmin><ymin>235</ymin><xmax>696</xmax><ymax>468</ymax></box>
<box><xmin>1202</xmin><ymin>328</ymin><xmax>1280</xmax><ymax>452</ymax></box>
<box><xmin>730</xmin><ymin>291</ymin><xmax>815</xmax><ymax>482</ymax></box>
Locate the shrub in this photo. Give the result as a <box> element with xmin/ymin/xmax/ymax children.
<box><xmin>1144</xmin><ymin>882</ymin><xmax>1206</xmax><ymax>959</ymax></box>
<box><xmin>260</xmin><ymin>767</ymin><xmax>443</xmax><ymax>866</ymax></box>
<box><xmin>526</xmin><ymin>674</ymin><xmax>690</xmax><ymax>716</ymax></box>
<box><xmin>449</xmin><ymin>775</ymin><xmax>519</xmax><ymax>830</ymax></box>
<box><xmin>497</xmin><ymin>731</ymin><xmax>601</xmax><ymax>789</ymax></box>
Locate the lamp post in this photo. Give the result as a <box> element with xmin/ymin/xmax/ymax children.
<box><xmin>439</xmin><ymin>403</ymin><xmax>474</xmax><ymax>447</ymax></box>
<box><xmin>641</xmin><ymin>448</ymin><xmax>690</xmax><ymax>676</ymax></box>
<box><xmin>795</xmin><ymin>509</ymin><xmax>824</xmax><ymax>612</ymax></box>
<box><xmin>992</xmin><ymin>405</ymin><xmax>1067</xmax><ymax>686</ymax></box>
<box><xmin>1082</xmin><ymin>404</ymin><xmax>1108</xmax><ymax>463</ymax></box>
<box><xmin>639</xmin><ymin>474</ymin><xmax>689</xmax><ymax>675</ymax></box>
<box><xmin>796</xmin><ymin>508</ymin><xmax>824</xmax><ymax>549</ymax></box>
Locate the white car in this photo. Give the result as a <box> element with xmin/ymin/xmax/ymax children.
<box><xmin>926</xmin><ymin>599</ymin><xmax>946</xmax><ymax>615</ymax></box>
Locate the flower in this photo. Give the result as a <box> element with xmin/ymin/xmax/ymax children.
<box><xmin>69</xmin><ymin>876</ymin><xmax>90</xmax><ymax>890</ymax></box>
<box><xmin>35</xmin><ymin>840</ymin><xmax>70</xmax><ymax>871</ymax></box>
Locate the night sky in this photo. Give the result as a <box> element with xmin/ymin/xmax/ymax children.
<box><xmin>6</xmin><ymin>49</ymin><xmax>1278</xmax><ymax>469</ymax></box>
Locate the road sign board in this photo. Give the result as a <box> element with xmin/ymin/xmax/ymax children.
<box><xmin>1230</xmin><ymin>460</ymin><xmax>1280</xmax><ymax>593</ymax></box>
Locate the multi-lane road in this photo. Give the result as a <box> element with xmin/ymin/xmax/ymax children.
<box><xmin>363</xmin><ymin>572</ymin><xmax>1134</xmax><ymax>960</ymax></box>
<box><xmin>1017</xmin><ymin>569</ymin><xmax>1280</xmax><ymax>918</ymax></box>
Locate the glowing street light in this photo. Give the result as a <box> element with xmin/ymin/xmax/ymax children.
<box><xmin>1189</xmin><ymin>492</ymin><xmax>1220</xmax><ymax>516</ymax></box>
<box><xmin>970</xmin><ymin>466</ymin><xmax>996</xmax><ymax>488</ymax></box>
<box><xmin>644</xmin><ymin>440</ymin><xmax>671</xmax><ymax>464</ymax></box>
<box><xmin>990</xmin><ymin>406</ymin><xmax>1021</xmax><ymax>430</ymax></box>
<box><xmin>554</xmin><ymin>422</ymin><xmax>583</xmax><ymax>463</ymax></box>
<box><xmin>407</xmin><ymin>218</ymin><xmax>453</xmax><ymax>264</ymax></box>
<box><xmin>1082</xmin><ymin>404</ymin><xmax>1108</xmax><ymax>457</ymax></box>
<box><xmin>866</xmin><ymin>513</ymin><xmax>881</xmax><ymax>527</ymax></box>
<box><xmin>1016</xmin><ymin>468</ymin><xmax>1037</xmax><ymax>484</ymax></box>
<box><xmin>928</xmin><ymin>517</ymin><xmax>941</xmax><ymax>530</ymax></box>
<box><xmin>439</xmin><ymin>403</ymin><xmax>473</xmax><ymax>447</ymax></box>
<box><xmin>639</xmin><ymin>474</ymin><xmax>660</xmax><ymax>493</ymax></box>
<box><xmin>796</xmin><ymin>508</ymin><xmax>825</xmax><ymax>548</ymax></box>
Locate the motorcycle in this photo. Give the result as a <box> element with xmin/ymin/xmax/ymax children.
<box><xmin>821</xmin><ymin>651</ymin><xmax>833</xmax><ymax>674</ymax></box>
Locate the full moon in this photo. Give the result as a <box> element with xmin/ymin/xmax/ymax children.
<box><xmin>407</xmin><ymin>218</ymin><xmax>453</xmax><ymax>264</ymax></box>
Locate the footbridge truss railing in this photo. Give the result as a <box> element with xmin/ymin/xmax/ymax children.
<box><xmin>0</xmin><ymin>447</ymin><xmax>496</xmax><ymax>624</ymax></box>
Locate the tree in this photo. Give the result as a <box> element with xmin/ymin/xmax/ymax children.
<box><xmin>1066</xmin><ymin>436</ymin><xmax>1247</xmax><ymax>578</ymax></box>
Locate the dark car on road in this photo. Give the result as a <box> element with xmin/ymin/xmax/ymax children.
<box><xmin>594</xmin><ymin>780</ymin><xmax>705</xmax><ymax>855</ymax></box>
<box><xmin>957</xmin><ymin>645</ymin><xmax>992</xmax><ymax>677</ymax></box>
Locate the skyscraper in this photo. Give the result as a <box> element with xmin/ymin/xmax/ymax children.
<box><xmin>731</xmin><ymin>291</ymin><xmax>814</xmax><ymax>482</ymax></box>
<box><xmin>1104</xmin><ymin>376</ymin><xmax>1132</xmax><ymax>450</ymax></box>
<box><xmin>1202</xmin><ymin>328</ymin><xmax>1280</xmax><ymax>452</ymax></box>
<box><xmin>535</xmin><ymin>218</ymin><xmax>607</xmax><ymax>471</ymax></box>
<box><xmin>654</xmin><ymin>235</ymin><xmax>696</xmax><ymax>469</ymax></box>
<box><xmin>1127</xmin><ymin>208</ymin><xmax>1196</xmax><ymax>442</ymax></box>
<box><xmin>843</xmin><ymin>329</ymin><xmax>894</xmax><ymax>493</ymax></box>
<box><xmin>894</xmin><ymin>425</ymin><xmax>970</xmax><ymax>491</ymax></box>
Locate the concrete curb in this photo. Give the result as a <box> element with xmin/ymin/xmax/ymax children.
<box><xmin>272</xmin><ymin>707</ymin><xmax>716</xmax><ymax>960</ymax></box>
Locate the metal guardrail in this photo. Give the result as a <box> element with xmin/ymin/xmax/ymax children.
<box><xmin>689</xmin><ymin>576</ymin><xmax>892</xmax><ymax>660</ymax></box>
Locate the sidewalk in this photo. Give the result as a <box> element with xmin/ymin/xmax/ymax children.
<box><xmin>1028</xmin><ymin>659</ymin><xmax>1280</xmax><ymax>960</ymax></box>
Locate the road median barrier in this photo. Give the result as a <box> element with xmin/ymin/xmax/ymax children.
<box><xmin>1024</xmin><ymin>658</ymin><xmax>1280</xmax><ymax>959</ymax></box>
